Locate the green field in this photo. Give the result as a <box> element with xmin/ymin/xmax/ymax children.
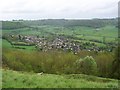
<box><xmin>2</xmin><ymin>39</ymin><xmax>12</xmax><ymax>48</ymax></box>
<box><xmin>2</xmin><ymin>69</ymin><xmax>118</xmax><ymax>88</ymax></box>
<box><xmin>2</xmin><ymin>39</ymin><xmax>36</xmax><ymax>51</ymax></box>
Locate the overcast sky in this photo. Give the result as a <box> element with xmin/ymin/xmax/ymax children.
<box><xmin>0</xmin><ymin>0</ymin><xmax>119</xmax><ymax>20</ymax></box>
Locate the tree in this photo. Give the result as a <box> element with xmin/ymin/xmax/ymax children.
<box><xmin>111</xmin><ymin>46</ymin><xmax>120</xmax><ymax>79</ymax></box>
<box><xmin>76</xmin><ymin>56</ymin><xmax>98</xmax><ymax>75</ymax></box>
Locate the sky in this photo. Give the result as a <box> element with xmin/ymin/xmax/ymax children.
<box><xmin>0</xmin><ymin>0</ymin><xmax>119</xmax><ymax>20</ymax></box>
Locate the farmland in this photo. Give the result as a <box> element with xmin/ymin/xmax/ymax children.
<box><xmin>2</xmin><ymin>39</ymin><xmax>36</xmax><ymax>51</ymax></box>
<box><xmin>2</xmin><ymin>25</ymin><xmax>118</xmax><ymax>43</ymax></box>
<box><xmin>1</xmin><ymin>19</ymin><xmax>119</xmax><ymax>88</ymax></box>
<box><xmin>2</xmin><ymin>25</ymin><xmax>118</xmax><ymax>52</ymax></box>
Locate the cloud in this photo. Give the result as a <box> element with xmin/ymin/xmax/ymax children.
<box><xmin>0</xmin><ymin>0</ymin><xmax>119</xmax><ymax>20</ymax></box>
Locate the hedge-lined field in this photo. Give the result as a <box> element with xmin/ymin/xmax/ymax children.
<box><xmin>2</xmin><ymin>39</ymin><xmax>36</xmax><ymax>51</ymax></box>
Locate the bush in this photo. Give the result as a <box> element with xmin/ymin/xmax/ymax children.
<box><xmin>75</xmin><ymin>56</ymin><xmax>98</xmax><ymax>75</ymax></box>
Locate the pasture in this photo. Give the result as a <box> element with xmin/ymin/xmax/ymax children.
<box><xmin>2</xmin><ymin>39</ymin><xmax>36</xmax><ymax>51</ymax></box>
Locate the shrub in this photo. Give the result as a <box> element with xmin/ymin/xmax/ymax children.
<box><xmin>75</xmin><ymin>56</ymin><xmax>98</xmax><ymax>75</ymax></box>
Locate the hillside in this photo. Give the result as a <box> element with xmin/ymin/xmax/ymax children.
<box><xmin>2</xmin><ymin>21</ymin><xmax>27</xmax><ymax>30</ymax></box>
<box><xmin>2</xmin><ymin>18</ymin><xmax>117</xmax><ymax>30</ymax></box>
<box><xmin>2</xmin><ymin>69</ymin><xmax>118</xmax><ymax>88</ymax></box>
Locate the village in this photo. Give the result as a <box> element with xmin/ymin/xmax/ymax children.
<box><xmin>3</xmin><ymin>34</ymin><xmax>114</xmax><ymax>54</ymax></box>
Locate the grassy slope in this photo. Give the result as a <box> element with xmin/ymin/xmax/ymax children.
<box><xmin>2</xmin><ymin>26</ymin><xmax>117</xmax><ymax>37</ymax></box>
<box><xmin>2</xmin><ymin>69</ymin><xmax>118</xmax><ymax>88</ymax></box>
